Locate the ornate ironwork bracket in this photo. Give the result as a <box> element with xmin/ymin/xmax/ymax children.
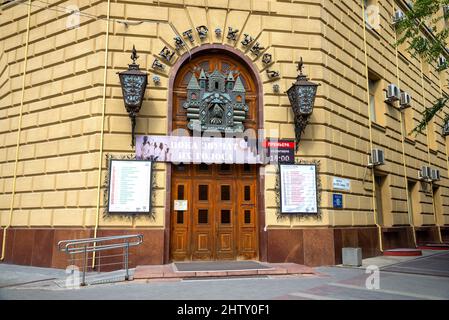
<box><xmin>293</xmin><ymin>114</ymin><xmax>310</xmax><ymax>151</ymax></box>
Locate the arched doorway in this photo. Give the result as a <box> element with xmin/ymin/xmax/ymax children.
<box><xmin>169</xmin><ymin>49</ymin><xmax>261</xmax><ymax>261</ymax></box>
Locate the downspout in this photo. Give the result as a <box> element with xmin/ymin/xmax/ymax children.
<box><xmin>420</xmin><ymin>60</ymin><xmax>443</xmax><ymax>244</ymax></box>
<box><xmin>92</xmin><ymin>0</ymin><xmax>111</xmax><ymax>268</ymax></box>
<box><xmin>361</xmin><ymin>1</ymin><xmax>383</xmax><ymax>253</ymax></box>
<box><xmin>435</xmin><ymin>70</ymin><xmax>446</xmax><ymax>243</ymax></box>
<box><xmin>391</xmin><ymin>1</ymin><xmax>417</xmax><ymax>248</ymax></box>
<box><xmin>1</xmin><ymin>0</ymin><xmax>32</xmax><ymax>261</ymax></box>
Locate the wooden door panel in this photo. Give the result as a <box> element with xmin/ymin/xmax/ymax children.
<box><xmin>170</xmin><ymin>51</ymin><xmax>259</xmax><ymax>261</ymax></box>
<box><xmin>216</xmin><ymin>207</ymin><xmax>235</xmax><ymax>260</ymax></box>
<box><xmin>215</xmin><ymin>179</ymin><xmax>236</xmax><ymax>260</ymax></box>
<box><xmin>237</xmin><ymin>179</ymin><xmax>258</xmax><ymax>260</ymax></box>
<box><xmin>170</xmin><ymin>181</ymin><xmax>191</xmax><ymax>260</ymax></box>
<box><xmin>191</xmin><ymin>179</ymin><xmax>214</xmax><ymax>260</ymax></box>
<box><xmin>192</xmin><ymin>207</ymin><xmax>214</xmax><ymax>260</ymax></box>
<box><xmin>219</xmin><ymin>233</ymin><xmax>232</xmax><ymax>250</ymax></box>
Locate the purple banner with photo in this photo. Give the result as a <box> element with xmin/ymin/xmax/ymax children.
<box><xmin>135</xmin><ymin>135</ymin><xmax>266</xmax><ymax>164</ymax></box>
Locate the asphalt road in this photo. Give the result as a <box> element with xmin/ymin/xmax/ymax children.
<box><xmin>0</xmin><ymin>252</ymin><xmax>449</xmax><ymax>300</ymax></box>
<box><xmin>1</xmin><ymin>251</ymin><xmax>448</xmax><ymax>300</ymax></box>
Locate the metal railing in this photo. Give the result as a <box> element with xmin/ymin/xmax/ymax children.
<box><xmin>57</xmin><ymin>234</ymin><xmax>143</xmax><ymax>286</ymax></box>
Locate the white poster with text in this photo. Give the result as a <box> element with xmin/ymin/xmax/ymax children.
<box><xmin>280</xmin><ymin>164</ymin><xmax>318</xmax><ymax>214</ymax></box>
<box><xmin>108</xmin><ymin>160</ymin><xmax>152</xmax><ymax>213</ymax></box>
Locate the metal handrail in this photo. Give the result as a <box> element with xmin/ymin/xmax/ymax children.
<box><xmin>57</xmin><ymin>234</ymin><xmax>143</xmax><ymax>286</ymax></box>
<box><xmin>58</xmin><ymin>234</ymin><xmax>143</xmax><ymax>252</ymax></box>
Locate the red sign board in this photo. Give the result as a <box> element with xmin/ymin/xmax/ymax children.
<box><xmin>264</xmin><ymin>139</ymin><xmax>295</xmax><ymax>164</ymax></box>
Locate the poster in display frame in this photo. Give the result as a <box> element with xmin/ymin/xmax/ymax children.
<box><xmin>107</xmin><ymin>159</ymin><xmax>153</xmax><ymax>214</ymax></box>
<box><xmin>279</xmin><ymin>163</ymin><xmax>319</xmax><ymax>215</ymax></box>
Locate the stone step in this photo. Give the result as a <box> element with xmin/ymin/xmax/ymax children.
<box><xmin>133</xmin><ymin>262</ymin><xmax>316</xmax><ymax>280</ymax></box>
<box><xmin>383</xmin><ymin>248</ymin><xmax>422</xmax><ymax>257</ymax></box>
<box><xmin>417</xmin><ymin>243</ymin><xmax>449</xmax><ymax>250</ymax></box>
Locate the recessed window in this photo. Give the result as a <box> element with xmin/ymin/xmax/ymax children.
<box><xmin>244</xmin><ymin>186</ymin><xmax>251</xmax><ymax>201</ymax></box>
<box><xmin>244</xmin><ymin>210</ymin><xmax>251</xmax><ymax>224</ymax></box>
<box><xmin>199</xmin><ymin>185</ymin><xmax>208</xmax><ymax>201</ymax></box>
<box><xmin>363</xmin><ymin>0</ymin><xmax>379</xmax><ymax>28</ymax></box>
<box><xmin>198</xmin><ymin>209</ymin><xmax>208</xmax><ymax>224</ymax></box>
<box><xmin>422</xmin><ymin>59</ymin><xmax>430</xmax><ymax>78</ymax></box>
<box><xmin>428</xmin><ymin>119</ymin><xmax>438</xmax><ymax>151</ymax></box>
<box><xmin>433</xmin><ymin>185</ymin><xmax>443</xmax><ymax>224</ymax></box>
<box><xmin>199</xmin><ymin>163</ymin><xmax>209</xmax><ymax>171</ymax></box>
<box><xmin>221</xmin><ymin>210</ymin><xmax>231</xmax><ymax>224</ymax></box>
<box><xmin>367</xmin><ymin>72</ymin><xmax>385</xmax><ymax>126</ymax></box>
<box><xmin>220</xmin><ymin>164</ymin><xmax>231</xmax><ymax>172</ymax></box>
<box><xmin>221</xmin><ymin>185</ymin><xmax>231</xmax><ymax>201</ymax></box>
<box><xmin>177</xmin><ymin>211</ymin><xmax>184</xmax><ymax>224</ymax></box>
<box><xmin>401</xmin><ymin>101</ymin><xmax>414</xmax><ymax>140</ymax></box>
<box><xmin>243</xmin><ymin>164</ymin><xmax>251</xmax><ymax>172</ymax></box>
<box><xmin>368</xmin><ymin>79</ymin><xmax>377</xmax><ymax>123</ymax></box>
<box><xmin>177</xmin><ymin>185</ymin><xmax>184</xmax><ymax>200</ymax></box>
<box><xmin>374</xmin><ymin>175</ymin><xmax>385</xmax><ymax>226</ymax></box>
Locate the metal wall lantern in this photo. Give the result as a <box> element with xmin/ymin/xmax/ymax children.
<box><xmin>287</xmin><ymin>57</ymin><xmax>320</xmax><ymax>150</ymax></box>
<box><xmin>117</xmin><ymin>46</ymin><xmax>148</xmax><ymax>147</ymax></box>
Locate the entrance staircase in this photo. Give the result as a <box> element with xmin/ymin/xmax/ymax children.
<box><xmin>133</xmin><ymin>261</ymin><xmax>316</xmax><ymax>280</ymax></box>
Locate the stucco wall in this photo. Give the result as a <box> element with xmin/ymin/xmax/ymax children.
<box><xmin>0</xmin><ymin>0</ymin><xmax>448</xmax><ymax>234</ymax></box>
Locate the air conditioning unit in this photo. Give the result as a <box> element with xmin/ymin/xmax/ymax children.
<box><xmin>399</xmin><ymin>91</ymin><xmax>412</xmax><ymax>109</ymax></box>
<box><xmin>368</xmin><ymin>148</ymin><xmax>385</xmax><ymax>167</ymax></box>
<box><xmin>419</xmin><ymin>166</ymin><xmax>432</xmax><ymax>180</ymax></box>
<box><xmin>442</xmin><ymin>120</ymin><xmax>449</xmax><ymax>136</ymax></box>
<box><xmin>385</xmin><ymin>84</ymin><xmax>401</xmax><ymax>104</ymax></box>
<box><xmin>393</xmin><ymin>10</ymin><xmax>405</xmax><ymax>25</ymax></box>
<box><xmin>437</xmin><ymin>56</ymin><xmax>448</xmax><ymax>70</ymax></box>
<box><xmin>430</xmin><ymin>168</ymin><xmax>441</xmax><ymax>181</ymax></box>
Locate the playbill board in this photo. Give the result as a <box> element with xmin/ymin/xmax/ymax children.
<box><xmin>108</xmin><ymin>160</ymin><xmax>152</xmax><ymax>214</ymax></box>
<box><xmin>280</xmin><ymin>164</ymin><xmax>318</xmax><ymax>214</ymax></box>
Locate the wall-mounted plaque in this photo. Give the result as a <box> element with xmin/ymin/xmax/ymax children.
<box><xmin>280</xmin><ymin>164</ymin><xmax>318</xmax><ymax>214</ymax></box>
<box><xmin>332</xmin><ymin>177</ymin><xmax>350</xmax><ymax>191</ymax></box>
<box><xmin>108</xmin><ymin>159</ymin><xmax>152</xmax><ymax>214</ymax></box>
<box><xmin>333</xmin><ymin>193</ymin><xmax>343</xmax><ymax>209</ymax></box>
<box><xmin>174</xmin><ymin>200</ymin><xmax>188</xmax><ymax>211</ymax></box>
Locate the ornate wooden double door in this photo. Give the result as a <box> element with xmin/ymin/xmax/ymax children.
<box><xmin>170</xmin><ymin>52</ymin><xmax>259</xmax><ymax>261</ymax></box>
<box><xmin>170</xmin><ymin>164</ymin><xmax>258</xmax><ymax>261</ymax></box>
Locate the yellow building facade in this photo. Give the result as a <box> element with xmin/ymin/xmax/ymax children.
<box><xmin>0</xmin><ymin>0</ymin><xmax>448</xmax><ymax>268</ymax></box>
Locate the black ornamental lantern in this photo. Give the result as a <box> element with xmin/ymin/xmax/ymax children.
<box><xmin>287</xmin><ymin>57</ymin><xmax>320</xmax><ymax>150</ymax></box>
<box><xmin>117</xmin><ymin>45</ymin><xmax>148</xmax><ymax>147</ymax></box>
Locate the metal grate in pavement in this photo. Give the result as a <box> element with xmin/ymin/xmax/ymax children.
<box><xmin>174</xmin><ymin>261</ymin><xmax>272</xmax><ymax>272</ymax></box>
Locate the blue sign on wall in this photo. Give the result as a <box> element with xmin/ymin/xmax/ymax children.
<box><xmin>333</xmin><ymin>194</ymin><xmax>343</xmax><ymax>209</ymax></box>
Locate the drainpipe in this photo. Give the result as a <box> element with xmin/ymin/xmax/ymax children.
<box><xmin>419</xmin><ymin>54</ymin><xmax>443</xmax><ymax>244</ymax></box>
<box><xmin>390</xmin><ymin>1</ymin><xmax>417</xmax><ymax>248</ymax></box>
<box><xmin>92</xmin><ymin>0</ymin><xmax>111</xmax><ymax>268</ymax></box>
<box><xmin>1</xmin><ymin>0</ymin><xmax>32</xmax><ymax>261</ymax></box>
<box><xmin>435</xmin><ymin>62</ymin><xmax>446</xmax><ymax>244</ymax></box>
<box><xmin>361</xmin><ymin>1</ymin><xmax>383</xmax><ymax>253</ymax></box>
